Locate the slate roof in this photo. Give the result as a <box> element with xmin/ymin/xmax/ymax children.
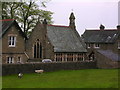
<box><xmin>47</xmin><ymin>25</ymin><xmax>87</xmax><ymax>53</ymax></box>
<box><xmin>97</xmin><ymin>50</ymin><xmax>120</xmax><ymax>61</ymax></box>
<box><xmin>0</xmin><ymin>19</ymin><xmax>13</xmax><ymax>37</ymax></box>
<box><xmin>0</xmin><ymin>19</ymin><xmax>27</xmax><ymax>39</ymax></box>
<box><xmin>82</xmin><ymin>30</ymin><xmax>120</xmax><ymax>43</ymax></box>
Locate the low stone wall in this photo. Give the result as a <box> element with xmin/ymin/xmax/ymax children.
<box><xmin>2</xmin><ymin>61</ymin><xmax>97</xmax><ymax>76</ymax></box>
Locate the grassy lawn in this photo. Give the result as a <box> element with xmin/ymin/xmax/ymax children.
<box><xmin>2</xmin><ymin>69</ymin><xmax>119</xmax><ymax>88</ymax></box>
<box><xmin>0</xmin><ymin>76</ymin><xmax>2</xmax><ymax>89</ymax></box>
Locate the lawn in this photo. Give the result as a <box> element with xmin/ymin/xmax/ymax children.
<box><xmin>2</xmin><ymin>69</ymin><xmax>119</xmax><ymax>88</ymax></box>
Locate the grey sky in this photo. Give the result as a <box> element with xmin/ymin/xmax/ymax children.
<box><xmin>38</xmin><ymin>0</ymin><xmax>119</xmax><ymax>34</ymax></box>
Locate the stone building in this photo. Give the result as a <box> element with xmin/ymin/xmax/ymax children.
<box><xmin>26</xmin><ymin>20</ymin><xmax>55</xmax><ymax>62</ymax></box>
<box><xmin>1</xmin><ymin>12</ymin><xmax>87</xmax><ymax>64</ymax></box>
<box><xmin>26</xmin><ymin>12</ymin><xmax>87</xmax><ymax>62</ymax></box>
<box><xmin>82</xmin><ymin>24</ymin><xmax>120</xmax><ymax>68</ymax></box>
<box><xmin>1</xmin><ymin>19</ymin><xmax>28</xmax><ymax>64</ymax></box>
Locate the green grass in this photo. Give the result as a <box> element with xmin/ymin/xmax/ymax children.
<box><xmin>2</xmin><ymin>69</ymin><xmax>119</xmax><ymax>88</ymax></box>
<box><xmin>0</xmin><ymin>76</ymin><xmax>2</xmax><ymax>89</ymax></box>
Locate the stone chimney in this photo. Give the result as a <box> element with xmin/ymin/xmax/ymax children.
<box><xmin>99</xmin><ymin>24</ymin><xmax>105</xmax><ymax>30</ymax></box>
<box><xmin>69</xmin><ymin>12</ymin><xmax>76</xmax><ymax>29</ymax></box>
<box><xmin>42</xmin><ymin>19</ymin><xmax>47</xmax><ymax>36</ymax></box>
<box><xmin>42</xmin><ymin>19</ymin><xmax>47</xmax><ymax>59</ymax></box>
<box><xmin>43</xmin><ymin>19</ymin><xmax>47</xmax><ymax>24</ymax></box>
<box><xmin>117</xmin><ymin>25</ymin><xmax>120</xmax><ymax>30</ymax></box>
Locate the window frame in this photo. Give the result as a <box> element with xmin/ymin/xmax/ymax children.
<box><xmin>17</xmin><ymin>56</ymin><xmax>22</xmax><ymax>63</ymax></box>
<box><xmin>94</xmin><ymin>43</ymin><xmax>100</xmax><ymax>48</ymax></box>
<box><xmin>6</xmin><ymin>57</ymin><xmax>14</xmax><ymax>64</ymax></box>
<box><xmin>33</xmin><ymin>39</ymin><xmax>42</xmax><ymax>59</ymax></box>
<box><xmin>87</xmin><ymin>43</ymin><xmax>91</xmax><ymax>48</ymax></box>
<box><xmin>118</xmin><ymin>41</ymin><xmax>120</xmax><ymax>49</ymax></box>
<box><xmin>8</xmin><ymin>36</ymin><xmax>16</xmax><ymax>47</ymax></box>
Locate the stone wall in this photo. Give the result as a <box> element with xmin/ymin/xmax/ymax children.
<box><xmin>96</xmin><ymin>51</ymin><xmax>120</xmax><ymax>69</ymax></box>
<box><xmin>2</xmin><ymin>61</ymin><xmax>97</xmax><ymax>76</ymax></box>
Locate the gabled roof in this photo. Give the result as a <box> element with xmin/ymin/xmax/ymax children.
<box><xmin>0</xmin><ymin>19</ymin><xmax>27</xmax><ymax>39</ymax></box>
<box><xmin>97</xmin><ymin>50</ymin><xmax>120</xmax><ymax>61</ymax></box>
<box><xmin>47</xmin><ymin>25</ymin><xmax>87</xmax><ymax>53</ymax></box>
<box><xmin>82</xmin><ymin>29</ymin><xmax>120</xmax><ymax>43</ymax></box>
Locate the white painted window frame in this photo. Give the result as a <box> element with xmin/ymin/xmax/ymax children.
<box><xmin>94</xmin><ymin>43</ymin><xmax>100</xmax><ymax>48</ymax></box>
<box><xmin>118</xmin><ymin>41</ymin><xmax>120</xmax><ymax>49</ymax></box>
<box><xmin>8</xmin><ymin>36</ymin><xmax>16</xmax><ymax>47</ymax></box>
<box><xmin>17</xmin><ymin>56</ymin><xmax>22</xmax><ymax>63</ymax></box>
<box><xmin>6</xmin><ymin>57</ymin><xmax>14</xmax><ymax>64</ymax></box>
<box><xmin>87</xmin><ymin>43</ymin><xmax>91</xmax><ymax>48</ymax></box>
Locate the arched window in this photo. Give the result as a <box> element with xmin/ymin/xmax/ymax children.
<box><xmin>40</xmin><ymin>44</ymin><xmax>42</xmax><ymax>58</ymax></box>
<box><xmin>33</xmin><ymin>39</ymin><xmax>42</xmax><ymax>59</ymax></box>
<box><xmin>37</xmin><ymin>42</ymin><xmax>39</xmax><ymax>58</ymax></box>
<box><xmin>34</xmin><ymin>44</ymin><xmax>36</xmax><ymax>58</ymax></box>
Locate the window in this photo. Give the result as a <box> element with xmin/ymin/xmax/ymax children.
<box><xmin>6</xmin><ymin>57</ymin><xmax>14</xmax><ymax>64</ymax></box>
<box><xmin>94</xmin><ymin>44</ymin><xmax>100</xmax><ymax>48</ymax></box>
<box><xmin>8</xmin><ymin>36</ymin><xmax>16</xmax><ymax>47</ymax></box>
<box><xmin>67</xmin><ymin>53</ymin><xmax>73</xmax><ymax>61</ymax></box>
<box><xmin>56</xmin><ymin>53</ymin><xmax>62</xmax><ymax>62</ymax></box>
<box><xmin>78</xmin><ymin>53</ymin><xmax>84</xmax><ymax>61</ymax></box>
<box><xmin>33</xmin><ymin>39</ymin><xmax>42</xmax><ymax>58</ymax></box>
<box><xmin>87</xmin><ymin>44</ymin><xmax>91</xmax><ymax>48</ymax></box>
<box><xmin>17</xmin><ymin>57</ymin><xmax>21</xmax><ymax>63</ymax></box>
<box><xmin>118</xmin><ymin>42</ymin><xmax>120</xmax><ymax>49</ymax></box>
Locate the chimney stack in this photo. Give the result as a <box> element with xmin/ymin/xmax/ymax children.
<box><xmin>117</xmin><ymin>25</ymin><xmax>120</xmax><ymax>30</ymax></box>
<box><xmin>42</xmin><ymin>19</ymin><xmax>47</xmax><ymax>36</ymax></box>
<box><xmin>99</xmin><ymin>24</ymin><xmax>105</xmax><ymax>30</ymax></box>
<box><xmin>43</xmin><ymin>19</ymin><xmax>47</xmax><ymax>25</ymax></box>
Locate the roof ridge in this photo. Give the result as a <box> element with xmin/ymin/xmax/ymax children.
<box><xmin>48</xmin><ymin>24</ymin><xmax>70</xmax><ymax>28</ymax></box>
<box><xmin>85</xmin><ymin>29</ymin><xmax>117</xmax><ymax>31</ymax></box>
<box><xmin>0</xmin><ymin>19</ymin><xmax>14</xmax><ymax>21</ymax></box>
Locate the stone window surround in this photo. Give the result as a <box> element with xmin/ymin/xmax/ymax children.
<box><xmin>8</xmin><ymin>34</ymin><xmax>17</xmax><ymax>47</ymax></box>
<box><xmin>17</xmin><ymin>56</ymin><xmax>22</xmax><ymax>63</ymax></box>
<box><xmin>33</xmin><ymin>39</ymin><xmax>42</xmax><ymax>59</ymax></box>
<box><xmin>6</xmin><ymin>56</ymin><xmax>14</xmax><ymax>64</ymax></box>
<box><xmin>94</xmin><ymin>43</ymin><xmax>100</xmax><ymax>48</ymax></box>
<box><xmin>54</xmin><ymin>53</ymin><xmax>85</xmax><ymax>62</ymax></box>
<box><xmin>118</xmin><ymin>41</ymin><xmax>120</xmax><ymax>49</ymax></box>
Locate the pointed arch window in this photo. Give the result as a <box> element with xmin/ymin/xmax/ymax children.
<box><xmin>33</xmin><ymin>39</ymin><xmax>42</xmax><ymax>58</ymax></box>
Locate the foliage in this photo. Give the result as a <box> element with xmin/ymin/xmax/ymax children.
<box><xmin>2</xmin><ymin>0</ymin><xmax>53</xmax><ymax>35</ymax></box>
<box><xmin>2</xmin><ymin>69</ymin><xmax>119</xmax><ymax>88</ymax></box>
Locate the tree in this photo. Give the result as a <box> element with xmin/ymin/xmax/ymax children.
<box><xmin>2</xmin><ymin>0</ymin><xmax>53</xmax><ymax>36</ymax></box>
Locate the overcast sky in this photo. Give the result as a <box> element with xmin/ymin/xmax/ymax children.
<box><xmin>38</xmin><ymin>0</ymin><xmax>119</xmax><ymax>34</ymax></box>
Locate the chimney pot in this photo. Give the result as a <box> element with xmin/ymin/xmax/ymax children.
<box><xmin>117</xmin><ymin>25</ymin><xmax>120</xmax><ymax>30</ymax></box>
<box><xmin>43</xmin><ymin>19</ymin><xmax>47</xmax><ymax>24</ymax></box>
<box><xmin>100</xmin><ymin>24</ymin><xmax>105</xmax><ymax>30</ymax></box>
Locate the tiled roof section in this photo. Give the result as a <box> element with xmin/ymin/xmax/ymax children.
<box><xmin>1</xmin><ymin>19</ymin><xmax>14</xmax><ymax>36</ymax></box>
<box><xmin>47</xmin><ymin>25</ymin><xmax>87</xmax><ymax>53</ymax></box>
<box><xmin>97</xmin><ymin>50</ymin><xmax>120</xmax><ymax>61</ymax></box>
<box><xmin>0</xmin><ymin>19</ymin><xmax>27</xmax><ymax>39</ymax></box>
<box><xmin>48</xmin><ymin>24</ymin><xmax>70</xmax><ymax>28</ymax></box>
<box><xmin>82</xmin><ymin>30</ymin><xmax>120</xmax><ymax>43</ymax></box>
<box><xmin>0</xmin><ymin>19</ymin><xmax>14</xmax><ymax>21</ymax></box>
